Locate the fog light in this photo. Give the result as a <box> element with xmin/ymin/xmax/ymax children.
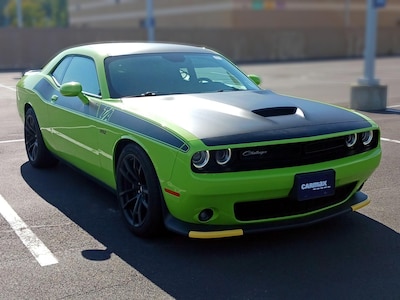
<box><xmin>198</xmin><ymin>209</ymin><xmax>214</xmax><ymax>222</ymax></box>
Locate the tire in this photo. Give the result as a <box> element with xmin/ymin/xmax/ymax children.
<box><xmin>24</xmin><ymin>107</ymin><xmax>58</xmax><ymax>168</ymax></box>
<box><xmin>116</xmin><ymin>144</ymin><xmax>163</xmax><ymax>237</ymax></box>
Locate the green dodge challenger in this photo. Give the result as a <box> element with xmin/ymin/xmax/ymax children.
<box><xmin>16</xmin><ymin>42</ymin><xmax>381</xmax><ymax>238</ymax></box>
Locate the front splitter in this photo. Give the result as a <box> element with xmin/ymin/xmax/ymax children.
<box><xmin>164</xmin><ymin>191</ymin><xmax>369</xmax><ymax>239</ymax></box>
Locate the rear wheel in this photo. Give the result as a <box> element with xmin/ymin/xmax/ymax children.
<box><xmin>24</xmin><ymin>107</ymin><xmax>58</xmax><ymax>168</ymax></box>
<box><xmin>116</xmin><ymin>144</ymin><xmax>163</xmax><ymax>237</ymax></box>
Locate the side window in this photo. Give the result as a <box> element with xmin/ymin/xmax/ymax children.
<box><xmin>55</xmin><ymin>56</ymin><xmax>101</xmax><ymax>96</ymax></box>
<box><xmin>52</xmin><ymin>56</ymin><xmax>72</xmax><ymax>85</ymax></box>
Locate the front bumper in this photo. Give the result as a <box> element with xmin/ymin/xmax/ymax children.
<box><xmin>164</xmin><ymin>191</ymin><xmax>370</xmax><ymax>239</ymax></box>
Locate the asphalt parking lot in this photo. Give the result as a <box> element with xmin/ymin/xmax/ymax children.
<box><xmin>0</xmin><ymin>57</ymin><xmax>399</xmax><ymax>299</ymax></box>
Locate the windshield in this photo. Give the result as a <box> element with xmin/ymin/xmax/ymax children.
<box><xmin>105</xmin><ymin>52</ymin><xmax>260</xmax><ymax>98</ymax></box>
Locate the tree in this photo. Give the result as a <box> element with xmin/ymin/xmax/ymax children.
<box><xmin>3</xmin><ymin>0</ymin><xmax>68</xmax><ymax>28</ymax></box>
<box><xmin>41</xmin><ymin>0</ymin><xmax>68</xmax><ymax>27</ymax></box>
<box><xmin>0</xmin><ymin>0</ymin><xmax>9</xmax><ymax>26</ymax></box>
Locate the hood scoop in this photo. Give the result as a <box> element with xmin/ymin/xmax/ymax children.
<box><xmin>252</xmin><ymin>106</ymin><xmax>298</xmax><ymax>117</ymax></box>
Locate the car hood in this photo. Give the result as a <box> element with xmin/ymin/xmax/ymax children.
<box><xmin>123</xmin><ymin>90</ymin><xmax>372</xmax><ymax>146</ymax></box>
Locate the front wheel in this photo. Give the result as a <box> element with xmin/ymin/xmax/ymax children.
<box><xmin>116</xmin><ymin>144</ymin><xmax>163</xmax><ymax>237</ymax></box>
<box><xmin>24</xmin><ymin>107</ymin><xmax>58</xmax><ymax>168</ymax></box>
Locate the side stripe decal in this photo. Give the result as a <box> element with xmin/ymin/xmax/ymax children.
<box><xmin>33</xmin><ymin>79</ymin><xmax>189</xmax><ymax>152</ymax></box>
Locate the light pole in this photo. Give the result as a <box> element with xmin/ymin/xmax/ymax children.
<box><xmin>16</xmin><ymin>0</ymin><xmax>23</xmax><ymax>28</ymax></box>
<box><xmin>344</xmin><ymin>0</ymin><xmax>351</xmax><ymax>27</ymax></box>
<box><xmin>350</xmin><ymin>0</ymin><xmax>387</xmax><ymax>111</ymax></box>
<box><xmin>358</xmin><ymin>0</ymin><xmax>379</xmax><ymax>85</ymax></box>
<box><xmin>146</xmin><ymin>0</ymin><xmax>155</xmax><ymax>42</ymax></box>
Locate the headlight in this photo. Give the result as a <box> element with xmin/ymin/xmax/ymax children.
<box><xmin>361</xmin><ymin>131</ymin><xmax>373</xmax><ymax>146</ymax></box>
<box><xmin>192</xmin><ymin>151</ymin><xmax>210</xmax><ymax>169</ymax></box>
<box><xmin>215</xmin><ymin>149</ymin><xmax>232</xmax><ymax>165</ymax></box>
<box><xmin>345</xmin><ymin>133</ymin><xmax>357</xmax><ymax>148</ymax></box>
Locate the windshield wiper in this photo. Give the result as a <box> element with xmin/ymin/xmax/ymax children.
<box><xmin>140</xmin><ymin>91</ymin><xmax>158</xmax><ymax>96</ymax></box>
<box><xmin>129</xmin><ymin>91</ymin><xmax>188</xmax><ymax>97</ymax></box>
<box><xmin>217</xmin><ymin>87</ymin><xmax>242</xmax><ymax>92</ymax></box>
<box><xmin>125</xmin><ymin>91</ymin><xmax>159</xmax><ymax>97</ymax></box>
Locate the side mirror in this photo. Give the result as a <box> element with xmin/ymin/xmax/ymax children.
<box><xmin>248</xmin><ymin>74</ymin><xmax>262</xmax><ymax>86</ymax></box>
<box><xmin>60</xmin><ymin>82</ymin><xmax>89</xmax><ymax>104</ymax></box>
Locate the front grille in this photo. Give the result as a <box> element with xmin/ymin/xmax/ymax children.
<box><xmin>234</xmin><ymin>182</ymin><xmax>356</xmax><ymax>221</ymax></box>
<box><xmin>193</xmin><ymin>130</ymin><xmax>379</xmax><ymax>173</ymax></box>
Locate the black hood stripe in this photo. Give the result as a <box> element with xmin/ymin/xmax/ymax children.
<box><xmin>172</xmin><ymin>91</ymin><xmax>373</xmax><ymax>146</ymax></box>
<box><xmin>201</xmin><ymin>121</ymin><xmax>371</xmax><ymax>146</ymax></box>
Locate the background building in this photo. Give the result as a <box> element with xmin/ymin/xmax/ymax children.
<box><xmin>1</xmin><ymin>0</ymin><xmax>399</xmax><ymax>69</ymax></box>
<box><xmin>67</xmin><ymin>0</ymin><xmax>400</xmax><ymax>30</ymax></box>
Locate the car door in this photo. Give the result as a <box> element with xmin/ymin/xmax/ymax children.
<box><xmin>47</xmin><ymin>55</ymin><xmax>102</xmax><ymax>175</ymax></box>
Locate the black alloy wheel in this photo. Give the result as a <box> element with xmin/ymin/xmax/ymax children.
<box><xmin>116</xmin><ymin>144</ymin><xmax>163</xmax><ymax>237</ymax></box>
<box><xmin>24</xmin><ymin>107</ymin><xmax>58</xmax><ymax>168</ymax></box>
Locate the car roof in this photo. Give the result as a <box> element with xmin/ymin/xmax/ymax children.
<box><xmin>41</xmin><ymin>42</ymin><xmax>224</xmax><ymax>98</ymax></box>
<box><xmin>63</xmin><ymin>42</ymin><xmax>217</xmax><ymax>58</ymax></box>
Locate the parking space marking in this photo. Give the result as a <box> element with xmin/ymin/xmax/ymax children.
<box><xmin>0</xmin><ymin>194</ymin><xmax>58</xmax><ymax>267</ymax></box>
<box><xmin>0</xmin><ymin>139</ymin><xmax>24</xmax><ymax>144</ymax></box>
<box><xmin>0</xmin><ymin>83</ymin><xmax>16</xmax><ymax>92</ymax></box>
<box><xmin>381</xmin><ymin>137</ymin><xmax>400</xmax><ymax>144</ymax></box>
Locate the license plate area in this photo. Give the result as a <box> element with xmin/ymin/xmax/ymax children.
<box><xmin>294</xmin><ymin>170</ymin><xmax>335</xmax><ymax>201</ymax></box>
